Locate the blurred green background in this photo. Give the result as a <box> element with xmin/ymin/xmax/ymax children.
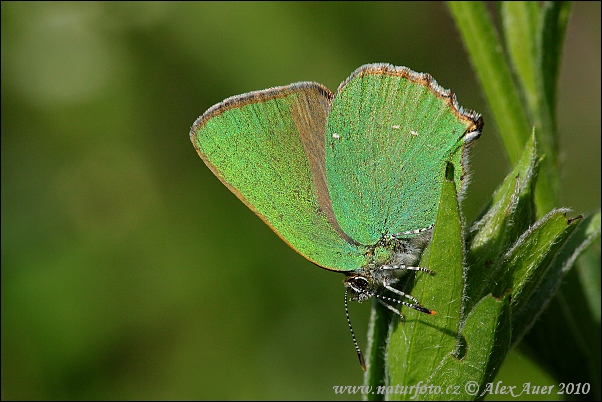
<box><xmin>1</xmin><ymin>2</ymin><xmax>599</xmax><ymax>400</ymax></box>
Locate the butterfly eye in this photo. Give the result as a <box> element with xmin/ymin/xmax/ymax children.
<box><xmin>348</xmin><ymin>276</ymin><xmax>369</xmax><ymax>292</ymax></box>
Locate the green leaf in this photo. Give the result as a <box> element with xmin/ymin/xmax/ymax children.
<box><xmin>505</xmin><ymin>209</ymin><xmax>581</xmax><ymax>332</ymax></box>
<box><xmin>384</xmin><ymin>165</ymin><xmax>464</xmax><ymax>400</ymax></box>
<box><xmin>538</xmin><ymin>1</ymin><xmax>572</xmax><ymax>122</ymax></box>
<box><xmin>466</xmin><ymin>134</ymin><xmax>538</xmax><ymax>312</ymax></box>
<box><xmin>513</xmin><ymin>210</ymin><xmax>600</xmax><ymax>345</ymax></box>
<box><xmin>447</xmin><ymin>1</ymin><xmax>531</xmax><ymax>165</ymax></box>
<box><xmin>428</xmin><ymin>294</ymin><xmax>512</xmax><ymax>401</ymax></box>
<box><xmin>533</xmin><ymin>1</ymin><xmax>572</xmax><ymax>216</ymax></box>
<box><xmin>501</xmin><ymin>2</ymin><xmax>573</xmax><ymax>215</ymax></box>
<box><xmin>532</xmin><ymin>2</ymin><xmax>572</xmax><ymax>215</ymax></box>
<box><xmin>501</xmin><ymin>2</ymin><xmax>540</xmax><ymax>118</ymax></box>
<box><xmin>520</xmin><ymin>211</ymin><xmax>601</xmax><ymax>400</ymax></box>
<box><xmin>451</xmin><ymin>2</ymin><xmax>573</xmax><ymax>217</ymax></box>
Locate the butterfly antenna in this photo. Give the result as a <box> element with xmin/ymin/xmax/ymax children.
<box><xmin>345</xmin><ymin>288</ymin><xmax>366</xmax><ymax>371</ymax></box>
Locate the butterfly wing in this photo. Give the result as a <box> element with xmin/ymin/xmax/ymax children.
<box><xmin>191</xmin><ymin>83</ymin><xmax>368</xmax><ymax>271</ymax></box>
<box><xmin>325</xmin><ymin>64</ymin><xmax>483</xmax><ymax>245</ymax></box>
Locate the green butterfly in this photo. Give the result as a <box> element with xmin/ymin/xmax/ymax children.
<box><xmin>191</xmin><ymin>63</ymin><xmax>482</xmax><ymax>369</ymax></box>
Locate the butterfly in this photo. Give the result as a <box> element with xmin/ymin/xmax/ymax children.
<box><xmin>190</xmin><ymin>63</ymin><xmax>483</xmax><ymax>369</ymax></box>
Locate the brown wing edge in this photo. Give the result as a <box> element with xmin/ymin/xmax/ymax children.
<box><xmin>190</xmin><ymin>82</ymin><xmax>332</xmax><ymax>134</ymax></box>
<box><xmin>338</xmin><ymin>63</ymin><xmax>483</xmax><ymax>133</ymax></box>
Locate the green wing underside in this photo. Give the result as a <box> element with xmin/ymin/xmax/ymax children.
<box><xmin>191</xmin><ymin>64</ymin><xmax>481</xmax><ymax>271</ymax></box>
<box><xmin>191</xmin><ymin>84</ymin><xmax>369</xmax><ymax>272</ymax></box>
<box><xmin>325</xmin><ymin>66</ymin><xmax>477</xmax><ymax>245</ymax></box>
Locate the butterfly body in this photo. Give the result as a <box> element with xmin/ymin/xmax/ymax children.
<box><xmin>344</xmin><ymin>226</ymin><xmax>433</xmax><ymax>302</ymax></box>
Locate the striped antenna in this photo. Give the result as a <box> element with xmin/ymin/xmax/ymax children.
<box><xmin>345</xmin><ymin>288</ymin><xmax>366</xmax><ymax>371</ymax></box>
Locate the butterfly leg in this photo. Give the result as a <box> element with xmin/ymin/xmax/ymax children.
<box><xmin>382</xmin><ymin>264</ymin><xmax>434</xmax><ymax>275</ymax></box>
<box><xmin>384</xmin><ymin>284</ymin><xmax>422</xmax><ymax>305</ymax></box>
<box><xmin>384</xmin><ymin>285</ymin><xmax>435</xmax><ymax>315</ymax></box>
<box><xmin>376</xmin><ymin>295</ymin><xmax>434</xmax><ymax>320</ymax></box>
<box><xmin>377</xmin><ymin>298</ymin><xmax>403</xmax><ymax>318</ymax></box>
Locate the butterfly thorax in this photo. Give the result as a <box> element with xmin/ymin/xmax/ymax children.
<box><xmin>344</xmin><ymin>228</ymin><xmax>433</xmax><ymax>303</ymax></box>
